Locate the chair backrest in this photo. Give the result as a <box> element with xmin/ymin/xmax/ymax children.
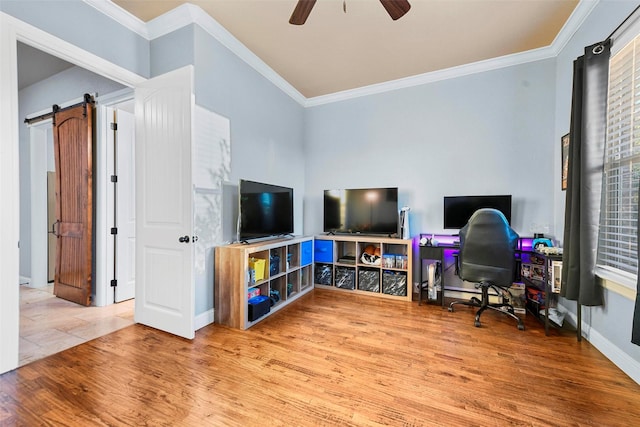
<box><xmin>458</xmin><ymin>208</ymin><xmax>519</xmax><ymax>286</ymax></box>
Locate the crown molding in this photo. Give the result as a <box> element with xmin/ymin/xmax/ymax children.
<box><xmin>305</xmin><ymin>0</ymin><xmax>599</xmax><ymax>106</ymax></box>
<box><xmin>87</xmin><ymin>0</ymin><xmax>598</xmax><ymax>108</ymax></box>
<box><xmin>148</xmin><ymin>4</ymin><xmax>307</xmax><ymax>106</ymax></box>
<box><xmin>144</xmin><ymin>3</ymin><xmax>199</xmax><ymax>40</ymax></box>
<box><xmin>548</xmin><ymin>0</ymin><xmax>600</xmax><ymax>55</ymax></box>
<box><xmin>305</xmin><ymin>46</ymin><xmax>557</xmax><ymax>107</ymax></box>
<box><xmin>83</xmin><ymin>0</ymin><xmax>148</xmax><ymax>39</ymax></box>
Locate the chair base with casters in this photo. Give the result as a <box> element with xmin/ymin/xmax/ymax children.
<box><xmin>448</xmin><ymin>281</ymin><xmax>525</xmax><ymax>330</ymax></box>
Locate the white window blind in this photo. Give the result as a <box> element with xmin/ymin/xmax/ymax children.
<box><xmin>597</xmin><ymin>33</ymin><xmax>640</xmax><ymax>275</ymax></box>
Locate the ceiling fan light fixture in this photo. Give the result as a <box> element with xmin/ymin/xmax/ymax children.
<box><xmin>380</xmin><ymin>0</ymin><xmax>411</xmax><ymax>21</ymax></box>
<box><xmin>289</xmin><ymin>0</ymin><xmax>411</xmax><ymax>25</ymax></box>
<box><xmin>289</xmin><ymin>0</ymin><xmax>317</xmax><ymax>25</ymax></box>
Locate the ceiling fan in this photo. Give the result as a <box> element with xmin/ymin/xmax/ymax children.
<box><xmin>289</xmin><ymin>0</ymin><xmax>411</xmax><ymax>25</ymax></box>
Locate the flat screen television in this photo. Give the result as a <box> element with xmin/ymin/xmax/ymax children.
<box><xmin>239</xmin><ymin>179</ymin><xmax>293</xmax><ymax>241</ymax></box>
<box><xmin>443</xmin><ymin>195</ymin><xmax>512</xmax><ymax>229</ymax></box>
<box><xmin>324</xmin><ymin>187</ymin><xmax>398</xmax><ymax>235</ymax></box>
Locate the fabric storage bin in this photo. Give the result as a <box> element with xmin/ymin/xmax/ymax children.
<box><xmin>358</xmin><ymin>268</ymin><xmax>380</xmax><ymax>292</ymax></box>
<box><xmin>383</xmin><ymin>271</ymin><xmax>407</xmax><ymax>296</ymax></box>
<box><xmin>335</xmin><ymin>266</ymin><xmax>355</xmax><ymax>290</ymax></box>
<box><xmin>315</xmin><ymin>264</ymin><xmax>333</xmax><ymax>285</ymax></box>
<box><xmin>314</xmin><ymin>240</ymin><xmax>333</xmax><ymax>263</ymax></box>
<box><xmin>301</xmin><ymin>240</ymin><xmax>313</xmax><ymax>266</ymax></box>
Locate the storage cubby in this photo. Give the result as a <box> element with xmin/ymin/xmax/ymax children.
<box><xmin>269</xmin><ymin>246</ymin><xmax>286</xmax><ymax>277</ymax></box>
<box><xmin>215</xmin><ymin>236</ymin><xmax>315</xmax><ymax>329</ymax></box>
<box><xmin>288</xmin><ymin>244</ymin><xmax>300</xmax><ymax>269</ymax></box>
<box><xmin>270</xmin><ymin>275</ymin><xmax>287</xmax><ymax>307</ymax></box>
<box><xmin>336</xmin><ymin>241</ymin><xmax>357</xmax><ymax>264</ymax></box>
<box><xmin>314</xmin><ymin>235</ymin><xmax>412</xmax><ymax>301</ymax></box>
<box><xmin>286</xmin><ymin>269</ymin><xmax>300</xmax><ymax>298</ymax></box>
<box><xmin>301</xmin><ymin>265</ymin><xmax>313</xmax><ymax>292</ymax></box>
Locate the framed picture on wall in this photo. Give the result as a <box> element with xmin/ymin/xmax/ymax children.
<box><xmin>561</xmin><ymin>133</ymin><xmax>570</xmax><ymax>191</ymax></box>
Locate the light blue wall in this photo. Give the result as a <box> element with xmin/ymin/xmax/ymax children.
<box><xmin>149</xmin><ymin>25</ymin><xmax>306</xmax><ymax>315</ymax></box>
<box><xmin>192</xmin><ymin>25</ymin><xmax>306</xmax><ymax>235</ymax></box>
<box><xmin>0</xmin><ymin>0</ymin><xmax>149</xmax><ymax>78</ymax></box>
<box><xmin>150</xmin><ymin>25</ymin><xmax>195</xmax><ymax>77</ymax></box>
<box><xmin>553</xmin><ymin>0</ymin><xmax>640</xmax><ymax>374</ymax></box>
<box><xmin>303</xmin><ymin>59</ymin><xmax>557</xmax><ymax>239</ymax></box>
<box><xmin>193</xmin><ymin>25</ymin><xmax>306</xmax><ymax>315</ymax></box>
<box><xmin>151</xmin><ymin>24</ymin><xmax>305</xmax><ymax>236</ymax></box>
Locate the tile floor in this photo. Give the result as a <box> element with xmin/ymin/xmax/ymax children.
<box><xmin>19</xmin><ymin>285</ymin><xmax>135</xmax><ymax>366</ymax></box>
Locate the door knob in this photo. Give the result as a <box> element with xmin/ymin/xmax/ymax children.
<box><xmin>178</xmin><ymin>235</ymin><xmax>190</xmax><ymax>243</ymax></box>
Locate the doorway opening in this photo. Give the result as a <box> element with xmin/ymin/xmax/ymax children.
<box><xmin>18</xmin><ymin>44</ymin><xmax>137</xmax><ymax>365</ymax></box>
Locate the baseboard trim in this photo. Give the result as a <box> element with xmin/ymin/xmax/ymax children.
<box><xmin>19</xmin><ymin>276</ymin><xmax>31</xmax><ymax>286</ymax></box>
<box><xmin>584</xmin><ymin>324</ymin><xmax>640</xmax><ymax>385</ymax></box>
<box><xmin>195</xmin><ymin>309</ymin><xmax>214</xmax><ymax>331</ymax></box>
<box><xmin>560</xmin><ymin>303</ymin><xmax>640</xmax><ymax>385</ymax></box>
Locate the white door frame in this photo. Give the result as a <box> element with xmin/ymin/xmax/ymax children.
<box><xmin>95</xmin><ymin>90</ymin><xmax>135</xmax><ymax>307</ymax></box>
<box><xmin>27</xmin><ymin>119</ymin><xmax>52</xmax><ymax>289</ymax></box>
<box><xmin>0</xmin><ymin>12</ymin><xmax>145</xmax><ymax>374</ymax></box>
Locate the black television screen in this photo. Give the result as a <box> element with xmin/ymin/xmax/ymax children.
<box><xmin>443</xmin><ymin>195</ymin><xmax>512</xmax><ymax>229</ymax></box>
<box><xmin>239</xmin><ymin>179</ymin><xmax>293</xmax><ymax>240</ymax></box>
<box><xmin>324</xmin><ymin>187</ymin><xmax>398</xmax><ymax>235</ymax></box>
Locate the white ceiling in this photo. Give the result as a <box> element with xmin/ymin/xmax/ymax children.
<box><xmin>112</xmin><ymin>0</ymin><xmax>580</xmax><ymax>98</ymax></box>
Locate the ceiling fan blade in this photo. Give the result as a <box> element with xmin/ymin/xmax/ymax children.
<box><xmin>380</xmin><ymin>0</ymin><xmax>411</xmax><ymax>20</ymax></box>
<box><xmin>289</xmin><ymin>0</ymin><xmax>317</xmax><ymax>25</ymax></box>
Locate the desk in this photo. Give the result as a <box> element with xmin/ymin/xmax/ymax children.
<box><xmin>419</xmin><ymin>238</ymin><xmax>580</xmax><ymax>339</ymax></box>
<box><xmin>419</xmin><ymin>243</ymin><xmax>530</xmax><ymax>308</ymax></box>
<box><xmin>418</xmin><ymin>236</ymin><xmax>531</xmax><ymax>308</ymax></box>
<box><xmin>520</xmin><ymin>251</ymin><xmax>581</xmax><ymax>340</ymax></box>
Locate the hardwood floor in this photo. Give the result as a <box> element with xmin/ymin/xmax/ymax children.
<box><xmin>3</xmin><ymin>288</ymin><xmax>639</xmax><ymax>426</ymax></box>
<box><xmin>19</xmin><ymin>285</ymin><xmax>134</xmax><ymax>366</ymax></box>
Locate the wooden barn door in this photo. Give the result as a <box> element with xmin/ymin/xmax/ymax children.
<box><xmin>52</xmin><ymin>100</ymin><xmax>94</xmax><ymax>306</ymax></box>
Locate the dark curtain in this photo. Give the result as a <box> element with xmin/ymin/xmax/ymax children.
<box><xmin>561</xmin><ymin>40</ymin><xmax>610</xmax><ymax>307</ymax></box>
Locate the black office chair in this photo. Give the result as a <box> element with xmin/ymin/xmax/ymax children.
<box><xmin>448</xmin><ymin>208</ymin><xmax>524</xmax><ymax>330</ymax></box>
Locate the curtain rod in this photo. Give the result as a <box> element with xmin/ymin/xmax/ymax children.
<box><xmin>607</xmin><ymin>4</ymin><xmax>640</xmax><ymax>40</ymax></box>
<box><xmin>24</xmin><ymin>93</ymin><xmax>94</xmax><ymax>125</ymax></box>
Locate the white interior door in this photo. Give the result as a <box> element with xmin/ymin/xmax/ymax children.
<box><xmin>115</xmin><ymin>108</ymin><xmax>136</xmax><ymax>302</ymax></box>
<box><xmin>28</xmin><ymin>123</ymin><xmax>50</xmax><ymax>288</ymax></box>
<box><xmin>134</xmin><ymin>66</ymin><xmax>195</xmax><ymax>339</ymax></box>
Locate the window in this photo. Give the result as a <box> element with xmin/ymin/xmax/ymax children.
<box><xmin>597</xmin><ymin>32</ymin><xmax>640</xmax><ymax>276</ymax></box>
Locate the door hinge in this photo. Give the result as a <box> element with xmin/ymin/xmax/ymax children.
<box><xmin>110</xmin><ymin>279</ymin><xmax>117</xmax><ymax>287</ymax></box>
<box><xmin>111</xmin><ymin>175</ymin><xmax>118</xmax><ymax>183</ymax></box>
<box><xmin>110</xmin><ymin>122</ymin><xmax>117</xmax><ymax>131</ymax></box>
<box><xmin>110</xmin><ymin>227</ymin><xmax>118</xmax><ymax>235</ymax></box>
